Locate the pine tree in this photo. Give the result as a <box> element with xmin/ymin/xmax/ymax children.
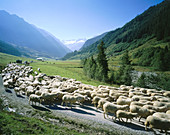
<box><xmin>136</xmin><ymin>72</ymin><xmax>147</xmax><ymax>88</ymax></box>
<box><xmin>90</xmin><ymin>56</ymin><xmax>96</xmax><ymax>79</ymax></box>
<box><xmin>116</xmin><ymin>51</ymin><xmax>133</xmax><ymax>85</ymax></box>
<box><xmin>109</xmin><ymin>70</ymin><xmax>115</xmax><ymax>84</ymax></box>
<box><xmin>96</xmin><ymin>41</ymin><xmax>109</xmax><ymax>82</ymax></box>
<box><xmin>121</xmin><ymin>65</ymin><xmax>133</xmax><ymax>85</ymax></box>
<box><xmin>122</xmin><ymin>50</ymin><xmax>131</xmax><ymax>65</ymax></box>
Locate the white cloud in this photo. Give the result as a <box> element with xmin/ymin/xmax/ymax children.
<box><xmin>64</xmin><ymin>40</ymin><xmax>76</xmax><ymax>45</ymax></box>
<box><xmin>63</xmin><ymin>39</ymin><xmax>86</xmax><ymax>45</ymax></box>
<box><xmin>77</xmin><ymin>40</ymin><xmax>85</xmax><ymax>43</ymax></box>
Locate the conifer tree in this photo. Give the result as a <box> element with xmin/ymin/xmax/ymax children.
<box><xmin>90</xmin><ymin>56</ymin><xmax>96</xmax><ymax>79</ymax></box>
<box><xmin>136</xmin><ymin>72</ymin><xmax>147</xmax><ymax>88</ymax></box>
<box><xmin>96</xmin><ymin>41</ymin><xmax>109</xmax><ymax>82</ymax></box>
<box><xmin>116</xmin><ymin>50</ymin><xmax>133</xmax><ymax>85</ymax></box>
<box><xmin>122</xmin><ymin>50</ymin><xmax>131</xmax><ymax>65</ymax></box>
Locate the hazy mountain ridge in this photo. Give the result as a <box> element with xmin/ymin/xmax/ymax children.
<box><xmin>0</xmin><ymin>10</ymin><xmax>71</xmax><ymax>58</ymax></box>
<box><xmin>80</xmin><ymin>32</ymin><xmax>107</xmax><ymax>50</ymax></box>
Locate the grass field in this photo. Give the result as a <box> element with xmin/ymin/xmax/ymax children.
<box><xmin>30</xmin><ymin>60</ymin><xmax>117</xmax><ymax>87</ymax></box>
<box><xmin>0</xmin><ymin>52</ymin><xmax>117</xmax><ymax>87</ymax></box>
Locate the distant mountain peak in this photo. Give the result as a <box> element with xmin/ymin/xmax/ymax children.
<box><xmin>62</xmin><ymin>39</ymin><xmax>86</xmax><ymax>51</ymax></box>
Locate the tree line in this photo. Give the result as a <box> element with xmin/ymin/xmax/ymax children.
<box><xmin>81</xmin><ymin>41</ymin><xmax>133</xmax><ymax>85</ymax></box>
<box><xmin>82</xmin><ymin>41</ymin><xmax>170</xmax><ymax>90</ymax></box>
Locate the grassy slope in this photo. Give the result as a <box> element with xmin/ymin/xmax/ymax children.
<box><xmin>0</xmin><ymin>111</ymin><xmax>85</xmax><ymax>135</ymax></box>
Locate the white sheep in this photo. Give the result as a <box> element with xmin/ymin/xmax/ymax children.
<box><xmin>116</xmin><ymin>110</ymin><xmax>138</xmax><ymax>122</ymax></box>
<box><xmin>130</xmin><ymin>105</ymin><xmax>156</xmax><ymax>122</ymax></box>
<box><xmin>29</xmin><ymin>94</ymin><xmax>41</xmax><ymax>106</ymax></box>
<box><xmin>145</xmin><ymin>115</ymin><xmax>170</xmax><ymax>134</ymax></box>
<box><xmin>153</xmin><ymin>112</ymin><xmax>170</xmax><ymax>119</ymax></box>
<box><xmin>37</xmin><ymin>68</ymin><xmax>41</xmax><ymax>72</ymax></box>
<box><xmin>166</xmin><ymin>110</ymin><xmax>170</xmax><ymax>114</ymax></box>
<box><xmin>117</xmin><ymin>97</ymin><xmax>133</xmax><ymax>106</ymax></box>
<box><xmin>97</xmin><ymin>98</ymin><xmax>108</xmax><ymax>110</ymax></box>
<box><xmin>163</xmin><ymin>91</ymin><xmax>170</xmax><ymax>98</ymax></box>
<box><xmin>92</xmin><ymin>96</ymin><xmax>101</xmax><ymax>107</ymax></box>
<box><xmin>14</xmin><ymin>87</ymin><xmax>21</xmax><ymax>95</ymax></box>
<box><xmin>61</xmin><ymin>94</ymin><xmax>77</xmax><ymax>108</ymax></box>
<box><xmin>103</xmin><ymin>102</ymin><xmax>129</xmax><ymax>120</ymax></box>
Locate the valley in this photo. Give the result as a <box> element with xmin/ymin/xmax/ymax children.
<box><xmin>0</xmin><ymin>0</ymin><xmax>170</xmax><ymax>134</ymax></box>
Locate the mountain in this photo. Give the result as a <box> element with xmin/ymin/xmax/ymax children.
<box><xmin>63</xmin><ymin>39</ymin><xmax>86</xmax><ymax>51</ymax></box>
<box><xmin>0</xmin><ymin>40</ymin><xmax>21</xmax><ymax>56</ymax></box>
<box><xmin>62</xmin><ymin>0</ymin><xmax>170</xmax><ymax>61</ymax></box>
<box><xmin>0</xmin><ymin>10</ymin><xmax>71</xmax><ymax>58</ymax></box>
<box><xmin>80</xmin><ymin>32</ymin><xmax>107</xmax><ymax>50</ymax></box>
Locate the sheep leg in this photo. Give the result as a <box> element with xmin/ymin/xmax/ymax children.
<box><xmin>61</xmin><ymin>102</ymin><xmax>64</xmax><ymax>106</ymax></box>
<box><xmin>107</xmin><ymin>114</ymin><xmax>109</xmax><ymax>118</ymax></box>
<box><xmin>103</xmin><ymin>112</ymin><xmax>106</xmax><ymax>119</ymax></box>
<box><xmin>139</xmin><ymin>116</ymin><xmax>142</xmax><ymax>122</ymax></box>
<box><xmin>126</xmin><ymin>118</ymin><xmax>128</xmax><ymax>122</ymax></box>
<box><xmin>121</xmin><ymin>118</ymin><xmax>124</xmax><ymax>122</ymax></box>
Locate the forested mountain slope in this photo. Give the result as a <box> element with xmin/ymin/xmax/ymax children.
<box><xmin>62</xmin><ymin>0</ymin><xmax>170</xmax><ymax>69</ymax></box>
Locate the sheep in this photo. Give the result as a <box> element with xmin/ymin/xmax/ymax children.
<box><xmin>103</xmin><ymin>102</ymin><xmax>129</xmax><ymax>120</ymax></box>
<box><xmin>14</xmin><ymin>87</ymin><xmax>21</xmax><ymax>95</ymax></box>
<box><xmin>37</xmin><ymin>68</ymin><xmax>41</xmax><ymax>72</ymax></box>
<box><xmin>97</xmin><ymin>98</ymin><xmax>108</xmax><ymax>110</ymax></box>
<box><xmin>61</xmin><ymin>95</ymin><xmax>77</xmax><ymax>108</ymax></box>
<box><xmin>163</xmin><ymin>91</ymin><xmax>170</xmax><ymax>98</ymax></box>
<box><xmin>117</xmin><ymin>97</ymin><xmax>133</xmax><ymax>106</ymax></box>
<box><xmin>92</xmin><ymin>96</ymin><xmax>101</xmax><ymax>107</ymax></box>
<box><xmin>145</xmin><ymin>115</ymin><xmax>170</xmax><ymax>134</ymax></box>
<box><xmin>132</xmin><ymin>95</ymin><xmax>156</xmax><ymax>102</ymax></box>
<box><xmin>34</xmin><ymin>71</ymin><xmax>38</xmax><ymax>75</ymax></box>
<box><xmin>153</xmin><ymin>101</ymin><xmax>170</xmax><ymax>107</ymax></box>
<box><xmin>74</xmin><ymin>93</ymin><xmax>90</xmax><ymax>105</ymax></box>
<box><xmin>153</xmin><ymin>112</ymin><xmax>170</xmax><ymax>119</ymax></box>
<box><xmin>130</xmin><ymin>105</ymin><xmax>156</xmax><ymax>122</ymax></box>
<box><xmin>29</xmin><ymin>94</ymin><xmax>41</xmax><ymax>106</ymax></box>
<box><xmin>32</xmin><ymin>78</ymin><xmax>41</xmax><ymax>87</ymax></box>
<box><xmin>40</xmin><ymin>92</ymin><xmax>59</xmax><ymax>105</ymax></box>
<box><xmin>116</xmin><ymin>110</ymin><xmax>138</xmax><ymax>122</ymax></box>
<box><xmin>166</xmin><ymin>110</ymin><xmax>170</xmax><ymax>114</ymax></box>
<box><xmin>158</xmin><ymin>97</ymin><xmax>170</xmax><ymax>102</ymax></box>
<box><xmin>26</xmin><ymin>86</ymin><xmax>35</xmax><ymax>97</ymax></box>
<box><xmin>130</xmin><ymin>101</ymin><xmax>146</xmax><ymax>107</ymax></box>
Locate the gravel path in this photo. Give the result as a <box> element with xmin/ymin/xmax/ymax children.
<box><xmin>0</xmin><ymin>75</ymin><xmax>165</xmax><ymax>135</ymax></box>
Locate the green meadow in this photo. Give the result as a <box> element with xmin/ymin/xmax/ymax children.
<box><xmin>0</xmin><ymin>52</ymin><xmax>117</xmax><ymax>87</ymax></box>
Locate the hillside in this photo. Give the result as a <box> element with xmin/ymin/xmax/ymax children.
<box><xmin>62</xmin><ymin>0</ymin><xmax>170</xmax><ymax>66</ymax></box>
<box><xmin>80</xmin><ymin>32</ymin><xmax>107</xmax><ymax>50</ymax></box>
<box><xmin>0</xmin><ymin>10</ymin><xmax>71</xmax><ymax>58</ymax></box>
<box><xmin>0</xmin><ymin>40</ymin><xmax>21</xmax><ymax>56</ymax></box>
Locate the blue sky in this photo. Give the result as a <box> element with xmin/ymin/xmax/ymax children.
<box><xmin>0</xmin><ymin>0</ymin><xmax>164</xmax><ymax>40</ymax></box>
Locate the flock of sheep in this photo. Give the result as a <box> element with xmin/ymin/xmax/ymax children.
<box><xmin>1</xmin><ymin>63</ymin><xmax>170</xmax><ymax>134</ymax></box>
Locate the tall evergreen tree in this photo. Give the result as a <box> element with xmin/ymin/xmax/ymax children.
<box><xmin>116</xmin><ymin>51</ymin><xmax>133</xmax><ymax>85</ymax></box>
<box><xmin>96</xmin><ymin>41</ymin><xmax>109</xmax><ymax>82</ymax></box>
<box><xmin>121</xmin><ymin>65</ymin><xmax>133</xmax><ymax>85</ymax></box>
<box><xmin>90</xmin><ymin>56</ymin><xmax>96</xmax><ymax>79</ymax></box>
<box><xmin>122</xmin><ymin>50</ymin><xmax>131</xmax><ymax>65</ymax></box>
<box><xmin>136</xmin><ymin>72</ymin><xmax>147</xmax><ymax>88</ymax></box>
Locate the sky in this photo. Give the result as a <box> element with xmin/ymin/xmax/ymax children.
<box><xmin>0</xmin><ymin>0</ymin><xmax>164</xmax><ymax>41</ymax></box>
